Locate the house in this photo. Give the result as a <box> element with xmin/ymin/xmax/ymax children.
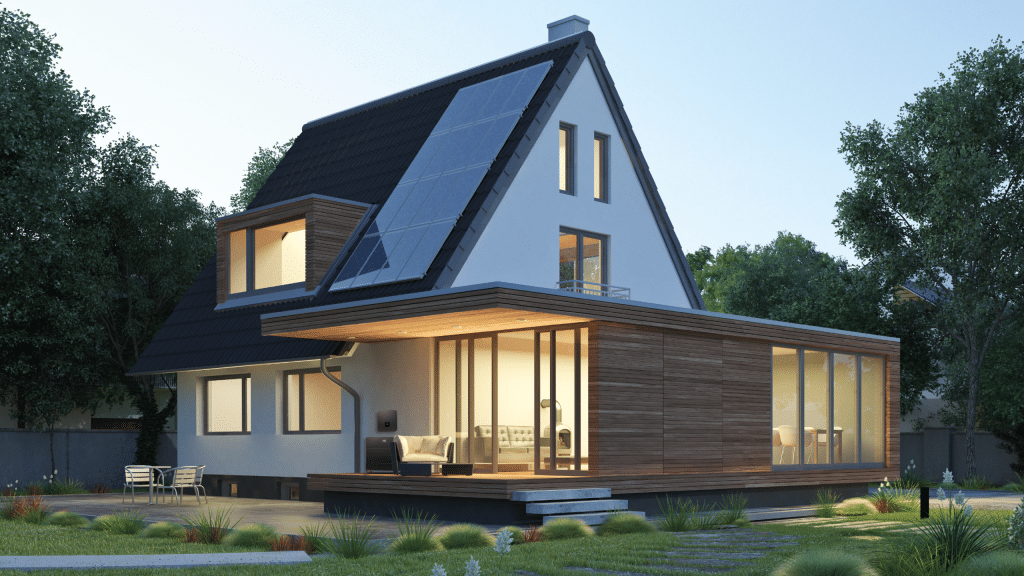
<box><xmin>130</xmin><ymin>16</ymin><xmax>900</xmax><ymax>520</ymax></box>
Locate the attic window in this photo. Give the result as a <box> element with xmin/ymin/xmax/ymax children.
<box><xmin>229</xmin><ymin>218</ymin><xmax>307</xmax><ymax>295</ymax></box>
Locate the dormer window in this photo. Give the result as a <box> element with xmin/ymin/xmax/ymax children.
<box><xmin>229</xmin><ymin>219</ymin><xmax>307</xmax><ymax>295</ymax></box>
<box><xmin>216</xmin><ymin>194</ymin><xmax>370</xmax><ymax>305</ymax></box>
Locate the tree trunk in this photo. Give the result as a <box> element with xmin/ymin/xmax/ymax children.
<box><xmin>132</xmin><ymin>376</ymin><xmax>175</xmax><ymax>465</ymax></box>
<box><xmin>47</xmin><ymin>424</ymin><xmax>56</xmax><ymax>480</ymax></box>
<box><xmin>964</xmin><ymin>346</ymin><xmax>982</xmax><ymax>480</ymax></box>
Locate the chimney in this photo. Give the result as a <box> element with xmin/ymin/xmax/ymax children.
<box><xmin>547</xmin><ymin>15</ymin><xmax>589</xmax><ymax>42</ymax></box>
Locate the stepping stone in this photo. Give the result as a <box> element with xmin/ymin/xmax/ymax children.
<box><xmin>665</xmin><ymin>551</ymin><xmax>767</xmax><ymax>559</ymax></box>
<box><xmin>647</xmin><ymin>564</ymin><xmax>734</xmax><ymax>574</ymax></box>
<box><xmin>563</xmin><ymin>568</ymin><xmax>671</xmax><ymax>576</ymax></box>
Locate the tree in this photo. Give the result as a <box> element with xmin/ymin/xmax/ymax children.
<box><xmin>229</xmin><ymin>138</ymin><xmax>295</xmax><ymax>212</ymax></box>
<box><xmin>0</xmin><ymin>7</ymin><xmax>116</xmax><ymax>471</ymax></box>
<box><xmin>835</xmin><ymin>38</ymin><xmax>1024</xmax><ymax>478</ymax></box>
<box><xmin>75</xmin><ymin>136</ymin><xmax>221</xmax><ymax>464</ymax></box>
<box><xmin>687</xmin><ymin>232</ymin><xmax>939</xmax><ymax>416</ymax></box>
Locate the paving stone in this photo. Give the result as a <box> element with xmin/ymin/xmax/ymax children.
<box><xmin>665</xmin><ymin>551</ymin><xmax>767</xmax><ymax>560</ymax></box>
<box><xmin>666</xmin><ymin>557</ymin><xmax>757</xmax><ymax>566</ymax></box>
<box><xmin>563</xmin><ymin>568</ymin><xmax>673</xmax><ymax>576</ymax></box>
<box><xmin>646</xmin><ymin>564</ymin><xmax>734</xmax><ymax>574</ymax></box>
<box><xmin>673</xmin><ymin>541</ymin><xmax>797</xmax><ymax>549</ymax></box>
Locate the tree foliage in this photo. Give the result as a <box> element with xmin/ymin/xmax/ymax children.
<box><xmin>835</xmin><ymin>37</ymin><xmax>1024</xmax><ymax>477</ymax></box>
<box><xmin>687</xmin><ymin>232</ymin><xmax>939</xmax><ymax>416</ymax></box>
<box><xmin>75</xmin><ymin>136</ymin><xmax>220</xmax><ymax>464</ymax></box>
<box><xmin>0</xmin><ymin>6</ymin><xmax>117</xmax><ymax>461</ymax></box>
<box><xmin>229</xmin><ymin>138</ymin><xmax>294</xmax><ymax>212</ymax></box>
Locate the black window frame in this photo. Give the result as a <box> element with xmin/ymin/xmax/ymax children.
<box><xmin>559</xmin><ymin>227</ymin><xmax>608</xmax><ymax>286</ymax></box>
<box><xmin>283</xmin><ymin>369</ymin><xmax>343</xmax><ymax>435</ymax></box>
<box><xmin>226</xmin><ymin>217</ymin><xmax>307</xmax><ymax>298</ymax></box>
<box><xmin>204</xmin><ymin>374</ymin><xmax>250</xmax><ymax>436</ymax></box>
<box><xmin>559</xmin><ymin>122</ymin><xmax>576</xmax><ymax>196</ymax></box>
<box><xmin>593</xmin><ymin>132</ymin><xmax>609</xmax><ymax>203</ymax></box>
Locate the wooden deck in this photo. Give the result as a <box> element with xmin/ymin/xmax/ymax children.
<box><xmin>308</xmin><ymin>466</ymin><xmax>897</xmax><ymax>500</ymax></box>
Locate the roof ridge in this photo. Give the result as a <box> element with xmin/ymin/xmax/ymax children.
<box><xmin>302</xmin><ymin>32</ymin><xmax>592</xmax><ymax>131</ymax></box>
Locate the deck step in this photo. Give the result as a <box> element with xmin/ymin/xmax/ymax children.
<box><xmin>510</xmin><ymin>488</ymin><xmax>612</xmax><ymax>502</ymax></box>
<box><xmin>526</xmin><ymin>499</ymin><xmax>629</xmax><ymax>515</ymax></box>
<box><xmin>542</xmin><ymin>510</ymin><xmax>646</xmax><ymax>526</ymax></box>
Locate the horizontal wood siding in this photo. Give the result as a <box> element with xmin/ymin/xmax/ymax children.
<box><xmin>663</xmin><ymin>334</ymin><xmax>723</xmax><ymax>474</ymax></box>
<box><xmin>721</xmin><ymin>339</ymin><xmax>772</xmax><ymax>472</ymax></box>
<box><xmin>888</xmin><ymin>356</ymin><xmax>901</xmax><ymax>469</ymax></box>
<box><xmin>215</xmin><ymin>197</ymin><xmax>366</xmax><ymax>302</ymax></box>
<box><xmin>591</xmin><ymin>324</ymin><xmax>664</xmax><ymax>475</ymax></box>
<box><xmin>307</xmin><ymin>198</ymin><xmax>367</xmax><ymax>291</ymax></box>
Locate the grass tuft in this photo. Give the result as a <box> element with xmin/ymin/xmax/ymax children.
<box><xmin>960</xmin><ymin>475</ymin><xmax>992</xmax><ymax>490</ymax></box>
<box><xmin>224</xmin><ymin>523</ymin><xmax>277</xmax><ymax>549</ymax></box>
<box><xmin>1</xmin><ymin>494</ymin><xmax>49</xmax><ymax>522</ymax></box>
<box><xmin>719</xmin><ymin>493</ymin><xmax>749</xmax><ymax>524</ymax></box>
<box><xmin>298</xmin><ymin>523</ymin><xmax>330</xmax><ymax>554</ymax></box>
<box><xmin>597</xmin><ymin>512</ymin><xmax>656</xmax><ymax>536</ymax></box>
<box><xmin>539</xmin><ymin>518</ymin><xmax>593</xmax><ymax>540</ymax></box>
<box><xmin>324</xmin><ymin>511</ymin><xmax>382</xmax><ymax>558</ymax></box>
<box><xmin>177</xmin><ymin>506</ymin><xmax>242</xmax><ymax>545</ymax></box>
<box><xmin>814</xmin><ymin>489</ymin><xmax>840</xmax><ymax>518</ymax></box>
<box><xmin>522</xmin><ymin>525</ymin><xmax>541</xmax><ymax>543</ymax></box>
<box><xmin>438</xmin><ymin>523</ymin><xmax>494</xmax><ymax>549</ymax></box>
<box><xmin>88</xmin><ymin>511</ymin><xmax>147</xmax><ymax>535</ymax></box>
<box><xmin>499</xmin><ymin>525</ymin><xmax>525</xmax><ymax>544</ymax></box>
<box><xmin>139</xmin><ymin>521</ymin><xmax>186</xmax><ymax>539</ymax></box>
<box><xmin>773</xmin><ymin>549</ymin><xmax>875</xmax><ymax>576</ymax></box>
<box><xmin>390</xmin><ymin>509</ymin><xmax>442</xmax><ymax>554</ymax></box>
<box><xmin>948</xmin><ymin>551</ymin><xmax>1024</xmax><ymax>576</ymax></box>
<box><xmin>44</xmin><ymin>511</ymin><xmax>89</xmax><ymax>528</ymax></box>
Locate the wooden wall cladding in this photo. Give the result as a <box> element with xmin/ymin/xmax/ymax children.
<box><xmin>590</xmin><ymin>324</ymin><xmax>665</xmax><ymax>475</ymax></box>
<box><xmin>663</xmin><ymin>334</ymin><xmax>724</xmax><ymax>474</ymax></box>
<box><xmin>215</xmin><ymin>197</ymin><xmax>367</xmax><ymax>303</ymax></box>
<box><xmin>721</xmin><ymin>340</ymin><xmax>772</xmax><ymax>472</ymax></box>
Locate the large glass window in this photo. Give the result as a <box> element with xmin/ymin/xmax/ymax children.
<box><xmin>559</xmin><ymin>123</ymin><xmax>575</xmax><ymax>195</ymax></box>
<box><xmin>559</xmin><ymin>228</ymin><xmax>606</xmax><ymax>292</ymax></box>
<box><xmin>226</xmin><ymin>218</ymin><xmax>306</xmax><ymax>296</ymax></box>
<box><xmin>771</xmin><ymin>347</ymin><xmax>886</xmax><ymax>467</ymax></box>
<box><xmin>205</xmin><ymin>375</ymin><xmax>250</xmax><ymax>434</ymax></box>
<box><xmin>285</xmin><ymin>370</ymin><xmax>342</xmax><ymax>433</ymax></box>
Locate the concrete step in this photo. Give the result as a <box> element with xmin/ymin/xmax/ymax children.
<box><xmin>526</xmin><ymin>499</ymin><xmax>629</xmax><ymax>515</ymax></box>
<box><xmin>510</xmin><ymin>488</ymin><xmax>612</xmax><ymax>502</ymax></box>
<box><xmin>542</xmin><ymin>510</ymin><xmax>646</xmax><ymax>526</ymax></box>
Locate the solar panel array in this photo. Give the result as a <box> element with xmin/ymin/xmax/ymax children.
<box><xmin>330</xmin><ymin>61</ymin><xmax>553</xmax><ymax>292</ymax></box>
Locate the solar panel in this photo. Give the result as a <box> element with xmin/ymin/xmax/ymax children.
<box><xmin>330</xmin><ymin>61</ymin><xmax>552</xmax><ymax>292</ymax></box>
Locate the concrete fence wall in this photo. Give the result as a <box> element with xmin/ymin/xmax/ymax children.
<box><xmin>0</xmin><ymin>429</ymin><xmax>176</xmax><ymax>490</ymax></box>
<box><xmin>900</xmin><ymin>428</ymin><xmax>1019</xmax><ymax>484</ymax></box>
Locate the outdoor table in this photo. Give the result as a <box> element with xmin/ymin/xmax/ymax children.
<box><xmin>148</xmin><ymin>466</ymin><xmax>171</xmax><ymax>505</ymax></box>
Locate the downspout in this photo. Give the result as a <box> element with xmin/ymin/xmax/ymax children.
<box><xmin>320</xmin><ymin>358</ymin><xmax>362</xmax><ymax>473</ymax></box>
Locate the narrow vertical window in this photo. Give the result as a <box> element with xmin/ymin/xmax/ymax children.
<box><xmin>205</xmin><ymin>375</ymin><xmax>250</xmax><ymax>434</ymax></box>
<box><xmin>559</xmin><ymin>123</ymin><xmax>575</xmax><ymax>195</ymax></box>
<box><xmin>229</xmin><ymin>229</ymin><xmax>247</xmax><ymax>294</ymax></box>
<box><xmin>593</xmin><ymin>133</ymin><xmax>608</xmax><ymax>202</ymax></box>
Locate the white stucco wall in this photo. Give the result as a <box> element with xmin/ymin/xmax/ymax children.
<box><xmin>176</xmin><ymin>339</ymin><xmax>432</xmax><ymax>478</ymax></box>
<box><xmin>452</xmin><ymin>57</ymin><xmax>693</xmax><ymax>309</ymax></box>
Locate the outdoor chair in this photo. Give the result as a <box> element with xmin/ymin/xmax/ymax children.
<box><xmin>190</xmin><ymin>465</ymin><xmax>208</xmax><ymax>504</ymax></box>
<box><xmin>157</xmin><ymin>466</ymin><xmax>199</xmax><ymax>505</ymax></box>
<box><xmin>122</xmin><ymin>465</ymin><xmax>160</xmax><ymax>504</ymax></box>
<box><xmin>390</xmin><ymin>435</ymin><xmax>454</xmax><ymax>475</ymax></box>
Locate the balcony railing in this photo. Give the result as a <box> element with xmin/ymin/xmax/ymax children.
<box><xmin>556</xmin><ymin>280</ymin><xmax>631</xmax><ymax>300</ymax></box>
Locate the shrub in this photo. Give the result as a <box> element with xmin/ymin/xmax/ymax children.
<box><xmin>270</xmin><ymin>534</ymin><xmax>309</xmax><ymax>552</ymax></box>
<box><xmin>597</xmin><ymin>512</ymin><xmax>656</xmax><ymax>536</ymax></box>
<box><xmin>298</xmin><ymin>523</ymin><xmax>330</xmax><ymax>554</ymax></box>
<box><xmin>45</xmin><ymin>511</ymin><xmax>89</xmax><ymax>528</ymax></box>
<box><xmin>869</xmin><ymin>480</ymin><xmax>917</xmax><ymax>513</ymax></box>
<box><xmin>90</xmin><ymin>483</ymin><xmax>110</xmax><ymax>495</ymax></box>
<box><xmin>89</xmin><ymin>511</ymin><xmax>147</xmax><ymax>535</ymax></box>
<box><xmin>499</xmin><ymin>525</ymin><xmax>524</xmax><ymax>544</ymax></box>
<box><xmin>949</xmin><ymin>551</ymin><xmax>1024</xmax><ymax>576</ymax></box>
<box><xmin>960</xmin><ymin>475</ymin><xmax>992</xmax><ymax>490</ymax></box>
<box><xmin>814</xmin><ymin>489</ymin><xmax>840</xmax><ymax>518</ymax></box>
<box><xmin>1</xmin><ymin>495</ymin><xmax>49</xmax><ymax>523</ymax></box>
<box><xmin>323</xmin><ymin>512</ymin><xmax>381</xmax><ymax>558</ymax></box>
<box><xmin>45</xmin><ymin>478</ymin><xmax>86</xmax><ymax>495</ymax></box>
<box><xmin>390</xmin><ymin>509</ymin><xmax>442</xmax><ymax>554</ymax></box>
<box><xmin>178</xmin><ymin>506</ymin><xmax>242</xmax><ymax>545</ymax></box>
<box><xmin>439</xmin><ymin>524</ymin><xmax>494</xmax><ymax>549</ymax></box>
<box><xmin>1006</xmin><ymin>495</ymin><xmax>1024</xmax><ymax>550</ymax></box>
<box><xmin>773</xmin><ymin>549</ymin><xmax>876</xmax><ymax>576</ymax></box>
<box><xmin>140</xmin><ymin>521</ymin><xmax>186</xmax><ymax>539</ymax></box>
<box><xmin>837</xmin><ymin>501</ymin><xmax>875</xmax><ymax>517</ymax></box>
<box><xmin>522</xmin><ymin>525</ymin><xmax>541</xmax><ymax>543</ymax></box>
<box><xmin>539</xmin><ymin>518</ymin><xmax>592</xmax><ymax>540</ymax></box>
<box><xmin>224</xmin><ymin>523</ymin><xmax>278</xmax><ymax>549</ymax></box>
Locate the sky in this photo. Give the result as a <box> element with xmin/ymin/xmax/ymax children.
<box><xmin>9</xmin><ymin>0</ymin><xmax>1023</xmax><ymax>264</ymax></box>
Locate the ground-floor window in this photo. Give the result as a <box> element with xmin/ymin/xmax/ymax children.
<box><xmin>435</xmin><ymin>327</ymin><xmax>589</xmax><ymax>475</ymax></box>
<box><xmin>205</xmin><ymin>375</ymin><xmax>250</xmax><ymax>434</ymax></box>
<box><xmin>284</xmin><ymin>370</ymin><xmax>342</xmax><ymax>433</ymax></box>
<box><xmin>772</xmin><ymin>347</ymin><xmax>884</xmax><ymax>468</ymax></box>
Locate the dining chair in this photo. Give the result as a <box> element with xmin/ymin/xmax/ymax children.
<box><xmin>157</xmin><ymin>466</ymin><xmax>199</xmax><ymax>506</ymax></box>
<box><xmin>122</xmin><ymin>465</ymin><xmax>158</xmax><ymax>504</ymax></box>
<box><xmin>189</xmin><ymin>465</ymin><xmax>208</xmax><ymax>504</ymax></box>
<box><xmin>777</xmin><ymin>425</ymin><xmax>815</xmax><ymax>464</ymax></box>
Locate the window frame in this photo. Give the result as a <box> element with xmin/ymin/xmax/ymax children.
<box><xmin>593</xmin><ymin>132</ymin><xmax>609</xmax><ymax>203</ymax></box>
<box><xmin>204</xmin><ymin>374</ymin><xmax>250</xmax><ymax>436</ymax></box>
<box><xmin>559</xmin><ymin>122</ymin><xmax>576</xmax><ymax>196</ymax></box>
<box><xmin>283</xmin><ymin>369</ymin><xmax>343</xmax><ymax>435</ymax></box>
<box><xmin>770</xmin><ymin>345</ymin><xmax>886</xmax><ymax>471</ymax></box>
<box><xmin>559</xmin><ymin>227</ymin><xmax>609</xmax><ymax>286</ymax></box>
<box><xmin>226</xmin><ymin>217</ymin><xmax>307</xmax><ymax>298</ymax></box>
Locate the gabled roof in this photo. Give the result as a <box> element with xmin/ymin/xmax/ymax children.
<box><xmin>130</xmin><ymin>31</ymin><xmax>703</xmax><ymax>376</ymax></box>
